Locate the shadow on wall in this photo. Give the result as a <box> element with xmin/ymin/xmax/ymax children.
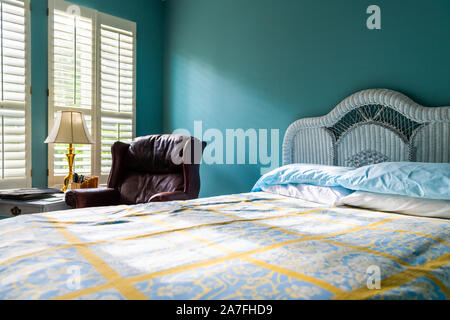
<box><xmin>167</xmin><ymin>54</ymin><xmax>289</xmax><ymax>196</ymax></box>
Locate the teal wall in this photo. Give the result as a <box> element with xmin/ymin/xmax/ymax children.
<box><xmin>31</xmin><ymin>0</ymin><xmax>164</xmax><ymax>187</ymax></box>
<box><xmin>163</xmin><ymin>0</ymin><xmax>450</xmax><ymax>197</ymax></box>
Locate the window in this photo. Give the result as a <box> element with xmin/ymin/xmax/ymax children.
<box><xmin>48</xmin><ymin>0</ymin><xmax>136</xmax><ymax>187</ymax></box>
<box><xmin>98</xmin><ymin>19</ymin><xmax>135</xmax><ymax>176</ymax></box>
<box><xmin>0</xmin><ymin>0</ymin><xmax>31</xmax><ymax>189</ymax></box>
<box><xmin>49</xmin><ymin>1</ymin><xmax>94</xmax><ymax>180</ymax></box>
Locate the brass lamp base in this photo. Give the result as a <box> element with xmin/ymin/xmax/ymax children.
<box><xmin>62</xmin><ymin>144</ymin><xmax>75</xmax><ymax>192</ymax></box>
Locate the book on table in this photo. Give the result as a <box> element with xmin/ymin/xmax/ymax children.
<box><xmin>0</xmin><ymin>188</ymin><xmax>63</xmax><ymax>201</ymax></box>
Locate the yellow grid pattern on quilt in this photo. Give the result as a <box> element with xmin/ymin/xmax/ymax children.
<box><xmin>0</xmin><ymin>192</ymin><xmax>448</xmax><ymax>300</ymax></box>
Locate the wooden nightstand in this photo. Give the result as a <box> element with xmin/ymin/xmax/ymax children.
<box><xmin>0</xmin><ymin>193</ymin><xmax>71</xmax><ymax>218</ymax></box>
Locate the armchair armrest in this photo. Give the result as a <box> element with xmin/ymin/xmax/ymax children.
<box><xmin>149</xmin><ymin>191</ymin><xmax>196</xmax><ymax>203</ymax></box>
<box><xmin>65</xmin><ymin>188</ymin><xmax>121</xmax><ymax>209</ymax></box>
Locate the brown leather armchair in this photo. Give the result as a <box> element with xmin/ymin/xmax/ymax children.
<box><xmin>65</xmin><ymin>134</ymin><xmax>206</xmax><ymax>209</ymax></box>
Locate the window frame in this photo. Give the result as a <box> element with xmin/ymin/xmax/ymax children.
<box><xmin>0</xmin><ymin>0</ymin><xmax>32</xmax><ymax>189</ymax></box>
<box><xmin>47</xmin><ymin>0</ymin><xmax>136</xmax><ymax>187</ymax></box>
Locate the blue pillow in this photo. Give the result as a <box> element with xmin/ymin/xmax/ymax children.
<box><xmin>337</xmin><ymin>162</ymin><xmax>450</xmax><ymax>200</ymax></box>
<box><xmin>252</xmin><ymin>164</ymin><xmax>354</xmax><ymax>192</ymax></box>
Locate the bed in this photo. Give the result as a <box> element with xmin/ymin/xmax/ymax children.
<box><xmin>0</xmin><ymin>89</ymin><xmax>449</xmax><ymax>300</ymax></box>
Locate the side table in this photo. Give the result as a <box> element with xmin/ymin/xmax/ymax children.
<box><xmin>0</xmin><ymin>193</ymin><xmax>71</xmax><ymax>218</ymax></box>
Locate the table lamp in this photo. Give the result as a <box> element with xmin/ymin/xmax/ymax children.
<box><xmin>45</xmin><ymin>111</ymin><xmax>94</xmax><ymax>192</ymax></box>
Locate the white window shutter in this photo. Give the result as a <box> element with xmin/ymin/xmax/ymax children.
<box><xmin>0</xmin><ymin>0</ymin><xmax>31</xmax><ymax>189</ymax></box>
<box><xmin>48</xmin><ymin>0</ymin><xmax>96</xmax><ymax>187</ymax></box>
<box><xmin>97</xmin><ymin>14</ymin><xmax>136</xmax><ymax>182</ymax></box>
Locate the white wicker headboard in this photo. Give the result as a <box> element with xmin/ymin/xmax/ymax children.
<box><xmin>283</xmin><ymin>89</ymin><xmax>450</xmax><ymax>167</ymax></box>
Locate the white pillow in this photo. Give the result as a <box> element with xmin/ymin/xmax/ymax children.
<box><xmin>261</xmin><ymin>184</ymin><xmax>353</xmax><ymax>206</ymax></box>
<box><xmin>341</xmin><ymin>191</ymin><xmax>450</xmax><ymax>219</ymax></box>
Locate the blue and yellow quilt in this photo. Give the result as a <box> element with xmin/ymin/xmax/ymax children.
<box><xmin>0</xmin><ymin>192</ymin><xmax>448</xmax><ymax>300</ymax></box>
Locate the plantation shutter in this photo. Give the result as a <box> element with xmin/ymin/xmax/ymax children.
<box><xmin>48</xmin><ymin>0</ymin><xmax>95</xmax><ymax>186</ymax></box>
<box><xmin>48</xmin><ymin>0</ymin><xmax>136</xmax><ymax>188</ymax></box>
<box><xmin>97</xmin><ymin>14</ymin><xmax>136</xmax><ymax>181</ymax></box>
<box><xmin>0</xmin><ymin>0</ymin><xmax>31</xmax><ymax>189</ymax></box>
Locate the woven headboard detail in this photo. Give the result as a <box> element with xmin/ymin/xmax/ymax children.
<box><xmin>283</xmin><ymin>89</ymin><xmax>450</xmax><ymax>167</ymax></box>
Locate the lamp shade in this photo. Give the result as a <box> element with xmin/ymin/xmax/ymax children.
<box><xmin>45</xmin><ymin>111</ymin><xmax>94</xmax><ymax>145</ymax></box>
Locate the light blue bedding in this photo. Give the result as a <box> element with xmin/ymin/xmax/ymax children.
<box><xmin>338</xmin><ymin>162</ymin><xmax>450</xmax><ymax>200</ymax></box>
<box><xmin>253</xmin><ymin>162</ymin><xmax>450</xmax><ymax>200</ymax></box>
<box><xmin>252</xmin><ymin>164</ymin><xmax>353</xmax><ymax>191</ymax></box>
